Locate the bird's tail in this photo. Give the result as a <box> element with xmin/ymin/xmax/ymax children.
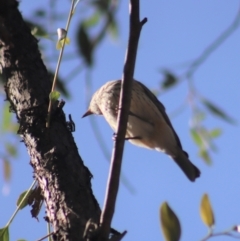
<box><xmin>172</xmin><ymin>151</ymin><xmax>200</xmax><ymax>182</ymax></box>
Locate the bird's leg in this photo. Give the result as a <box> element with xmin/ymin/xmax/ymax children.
<box><xmin>112</xmin><ymin>133</ymin><xmax>142</xmax><ymax>141</ymax></box>
<box><xmin>125</xmin><ymin>136</ymin><xmax>142</xmax><ymax>140</ymax></box>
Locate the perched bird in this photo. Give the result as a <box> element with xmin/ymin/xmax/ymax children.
<box><xmin>82</xmin><ymin>80</ymin><xmax>200</xmax><ymax>181</ymax></box>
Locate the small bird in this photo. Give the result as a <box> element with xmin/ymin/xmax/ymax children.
<box><xmin>82</xmin><ymin>80</ymin><xmax>200</xmax><ymax>181</ymax></box>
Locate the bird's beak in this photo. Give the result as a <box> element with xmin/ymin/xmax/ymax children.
<box><xmin>82</xmin><ymin>109</ymin><xmax>93</xmax><ymax>118</ymax></box>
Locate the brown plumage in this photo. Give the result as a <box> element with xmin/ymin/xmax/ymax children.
<box><xmin>82</xmin><ymin>80</ymin><xmax>200</xmax><ymax>181</ymax></box>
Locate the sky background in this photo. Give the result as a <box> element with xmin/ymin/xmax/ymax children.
<box><xmin>1</xmin><ymin>1</ymin><xmax>240</xmax><ymax>241</ymax></box>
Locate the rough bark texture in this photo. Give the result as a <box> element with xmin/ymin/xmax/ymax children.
<box><xmin>0</xmin><ymin>1</ymin><xmax>101</xmax><ymax>240</ymax></box>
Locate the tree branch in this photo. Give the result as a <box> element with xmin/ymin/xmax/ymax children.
<box><xmin>186</xmin><ymin>5</ymin><xmax>240</xmax><ymax>80</ymax></box>
<box><xmin>0</xmin><ymin>1</ymin><xmax>100</xmax><ymax>240</ymax></box>
<box><xmin>98</xmin><ymin>0</ymin><xmax>147</xmax><ymax>240</ymax></box>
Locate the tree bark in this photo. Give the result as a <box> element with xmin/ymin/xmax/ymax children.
<box><xmin>0</xmin><ymin>1</ymin><xmax>101</xmax><ymax>240</ymax></box>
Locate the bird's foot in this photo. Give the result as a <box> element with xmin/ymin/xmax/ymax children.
<box><xmin>125</xmin><ymin>136</ymin><xmax>142</xmax><ymax>140</ymax></box>
<box><xmin>112</xmin><ymin>133</ymin><xmax>142</xmax><ymax>141</ymax></box>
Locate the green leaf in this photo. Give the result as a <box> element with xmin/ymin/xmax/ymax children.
<box><xmin>107</xmin><ymin>18</ymin><xmax>118</xmax><ymax>39</ymax></box>
<box><xmin>194</xmin><ymin>111</ymin><xmax>206</xmax><ymax>123</ymax></box>
<box><xmin>49</xmin><ymin>91</ymin><xmax>60</xmax><ymax>102</ymax></box>
<box><xmin>5</xmin><ymin>143</ymin><xmax>17</xmax><ymax>157</ymax></box>
<box><xmin>48</xmin><ymin>72</ymin><xmax>69</xmax><ymax>98</ymax></box>
<box><xmin>3</xmin><ymin>159</ymin><xmax>11</xmax><ymax>182</ymax></box>
<box><xmin>92</xmin><ymin>0</ymin><xmax>110</xmax><ymax>13</ymax></box>
<box><xmin>209</xmin><ymin>129</ymin><xmax>222</xmax><ymax>138</ymax></box>
<box><xmin>1</xmin><ymin>103</ymin><xmax>11</xmax><ymax>133</ymax></box>
<box><xmin>199</xmin><ymin>149</ymin><xmax>212</xmax><ymax>165</ymax></box>
<box><xmin>76</xmin><ymin>23</ymin><xmax>93</xmax><ymax>66</ymax></box>
<box><xmin>0</xmin><ymin>227</ymin><xmax>9</xmax><ymax>241</ymax></box>
<box><xmin>200</xmin><ymin>194</ymin><xmax>215</xmax><ymax>228</ymax></box>
<box><xmin>34</xmin><ymin>9</ymin><xmax>46</xmax><ymax>17</ymax></box>
<box><xmin>83</xmin><ymin>12</ymin><xmax>100</xmax><ymax>28</ymax></box>
<box><xmin>32</xmin><ymin>26</ymin><xmax>49</xmax><ymax>38</ymax></box>
<box><xmin>161</xmin><ymin>71</ymin><xmax>178</xmax><ymax>90</ymax></box>
<box><xmin>17</xmin><ymin>191</ymin><xmax>30</xmax><ymax>210</ymax></box>
<box><xmin>190</xmin><ymin>129</ymin><xmax>203</xmax><ymax>147</ymax></box>
<box><xmin>160</xmin><ymin>202</ymin><xmax>181</xmax><ymax>241</ymax></box>
<box><xmin>25</xmin><ymin>21</ymin><xmax>49</xmax><ymax>39</ymax></box>
<box><xmin>56</xmin><ymin>37</ymin><xmax>71</xmax><ymax>50</ymax></box>
<box><xmin>202</xmin><ymin>99</ymin><xmax>236</xmax><ymax>124</ymax></box>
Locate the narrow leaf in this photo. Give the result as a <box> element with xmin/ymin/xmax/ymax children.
<box><xmin>83</xmin><ymin>12</ymin><xmax>100</xmax><ymax>28</ymax></box>
<box><xmin>200</xmin><ymin>194</ymin><xmax>215</xmax><ymax>228</ymax></box>
<box><xmin>199</xmin><ymin>149</ymin><xmax>212</xmax><ymax>165</ymax></box>
<box><xmin>56</xmin><ymin>37</ymin><xmax>70</xmax><ymax>50</ymax></box>
<box><xmin>0</xmin><ymin>227</ymin><xmax>9</xmax><ymax>241</ymax></box>
<box><xmin>107</xmin><ymin>18</ymin><xmax>118</xmax><ymax>39</ymax></box>
<box><xmin>190</xmin><ymin>129</ymin><xmax>203</xmax><ymax>147</ymax></box>
<box><xmin>5</xmin><ymin>143</ymin><xmax>17</xmax><ymax>157</ymax></box>
<box><xmin>17</xmin><ymin>190</ymin><xmax>31</xmax><ymax>210</ymax></box>
<box><xmin>160</xmin><ymin>202</ymin><xmax>181</xmax><ymax>241</ymax></box>
<box><xmin>161</xmin><ymin>71</ymin><xmax>178</xmax><ymax>90</ymax></box>
<box><xmin>209</xmin><ymin>129</ymin><xmax>222</xmax><ymax>138</ymax></box>
<box><xmin>34</xmin><ymin>9</ymin><xmax>46</xmax><ymax>17</ymax></box>
<box><xmin>202</xmin><ymin>99</ymin><xmax>236</xmax><ymax>124</ymax></box>
<box><xmin>31</xmin><ymin>26</ymin><xmax>49</xmax><ymax>38</ymax></box>
<box><xmin>3</xmin><ymin>159</ymin><xmax>11</xmax><ymax>182</ymax></box>
<box><xmin>25</xmin><ymin>20</ymin><xmax>49</xmax><ymax>38</ymax></box>
<box><xmin>63</xmin><ymin>37</ymin><xmax>70</xmax><ymax>45</ymax></box>
<box><xmin>76</xmin><ymin>24</ymin><xmax>93</xmax><ymax>66</ymax></box>
<box><xmin>56</xmin><ymin>41</ymin><xmax>62</xmax><ymax>50</ymax></box>
<box><xmin>1</xmin><ymin>103</ymin><xmax>11</xmax><ymax>133</ymax></box>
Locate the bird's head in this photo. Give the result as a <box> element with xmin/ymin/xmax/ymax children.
<box><xmin>82</xmin><ymin>90</ymin><xmax>102</xmax><ymax>118</ymax></box>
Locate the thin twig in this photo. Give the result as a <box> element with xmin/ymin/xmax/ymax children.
<box><xmin>6</xmin><ymin>180</ymin><xmax>36</xmax><ymax>227</ymax></box>
<box><xmin>88</xmin><ymin>116</ymin><xmax>136</xmax><ymax>193</ymax></box>
<box><xmin>98</xmin><ymin>0</ymin><xmax>147</xmax><ymax>240</ymax></box>
<box><xmin>46</xmin><ymin>0</ymin><xmax>75</xmax><ymax>128</ymax></box>
<box><xmin>200</xmin><ymin>229</ymin><xmax>240</xmax><ymax>241</ymax></box>
<box><xmin>85</xmin><ymin>74</ymin><xmax>136</xmax><ymax>193</ymax></box>
<box><xmin>186</xmin><ymin>6</ymin><xmax>240</xmax><ymax>80</ymax></box>
<box><xmin>35</xmin><ymin>232</ymin><xmax>54</xmax><ymax>241</ymax></box>
<box><xmin>47</xmin><ymin>222</ymin><xmax>51</xmax><ymax>241</ymax></box>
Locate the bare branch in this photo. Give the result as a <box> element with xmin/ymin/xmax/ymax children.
<box><xmin>98</xmin><ymin>0</ymin><xmax>147</xmax><ymax>240</ymax></box>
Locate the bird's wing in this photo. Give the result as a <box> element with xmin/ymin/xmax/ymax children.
<box><xmin>128</xmin><ymin>110</ymin><xmax>154</xmax><ymax>126</ymax></box>
<box><xmin>136</xmin><ymin>80</ymin><xmax>185</xmax><ymax>151</ymax></box>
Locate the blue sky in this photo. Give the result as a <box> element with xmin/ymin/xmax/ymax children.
<box><xmin>1</xmin><ymin>1</ymin><xmax>240</xmax><ymax>241</ymax></box>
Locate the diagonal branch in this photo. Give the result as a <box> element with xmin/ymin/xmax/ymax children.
<box><xmin>186</xmin><ymin>5</ymin><xmax>240</xmax><ymax>80</ymax></box>
<box><xmin>98</xmin><ymin>0</ymin><xmax>147</xmax><ymax>240</ymax></box>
